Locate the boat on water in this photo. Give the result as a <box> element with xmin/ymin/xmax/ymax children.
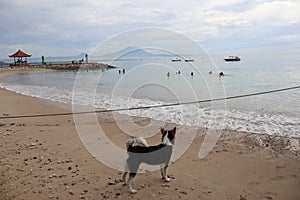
<box><xmin>224</xmin><ymin>56</ymin><xmax>241</xmax><ymax>62</ymax></box>
<box><xmin>171</xmin><ymin>58</ymin><xmax>181</xmax><ymax>62</ymax></box>
<box><xmin>184</xmin><ymin>59</ymin><xmax>194</xmax><ymax>62</ymax></box>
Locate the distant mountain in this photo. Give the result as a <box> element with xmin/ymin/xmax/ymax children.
<box><xmin>99</xmin><ymin>46</ymin><xmax>173</xmax><ymax>58</ymax></box>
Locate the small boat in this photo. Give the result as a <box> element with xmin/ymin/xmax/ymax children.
<box><xmin>224</xmin><ymin>56</ymin><xmax>240</xmax><ymax>62</ymax></box>
<box><xmin>171</xmin><ymin>58</ymin><xmax>181</xmax><ymax>62</ymax></box>
<box><xmin>184</xmin><ymin>59</ymin><xmax>194</xmax><ymax>62</ymax></box>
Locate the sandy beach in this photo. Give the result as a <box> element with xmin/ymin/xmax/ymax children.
<box><xmin>0</xmin><ymin>68</ymin><xmax>300</xmax><ymax>200</ymax></box>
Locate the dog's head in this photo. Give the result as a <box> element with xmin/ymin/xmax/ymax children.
<box><xmin>161</xmin><ymin>127</ymin><xmax>176</xmax><ymax>145</ymax></box>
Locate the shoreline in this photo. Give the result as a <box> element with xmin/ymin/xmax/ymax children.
<box><xmin>0</xmin><ymin>62</ymin><xmax>116</xmax><ymax>72</ymax></box>
<box><xmin>0</xmin><ymin>69</ymin><xmax>300</xmax><ymax>199</ymax></box>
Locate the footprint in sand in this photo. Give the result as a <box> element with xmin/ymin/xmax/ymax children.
<box><xmin>270</xmin><ymin>176</ymin><xmax>284</xmax><ymax>181</ymax></box>
<box><xmin>275</xmin><ymin>165</ymin><xmax>286</xmax><ymax>170</ymax></box>
<box><xmin>247</xmin><ymin>181</ymin><xmax>259</xmax><ymax>187</ymax></box>
<box><xmin>247</xmin><ymin>181</ymin><xmax>260</xmax><ymax>189</ymax></box>
<box><xmin>264</xmin><ymin>191</ymin><xmax>277</xmax><ymax>200</ymax></box>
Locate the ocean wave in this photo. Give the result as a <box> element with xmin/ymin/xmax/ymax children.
<box><xmin>0</xmin><ymin>83</ymin><xmax>299</xmax><ymax>138</ymax></box>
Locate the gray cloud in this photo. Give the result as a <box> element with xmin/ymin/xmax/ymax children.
<box><xmin>1</xmin><ymin>0</ymin><xmax>300</xmax><ymax>59</ymax></box>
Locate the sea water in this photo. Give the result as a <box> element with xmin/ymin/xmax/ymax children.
<box><xmin>0</xmin><ymin>53</ymin><xmax>299</xmax><ymax>137</ymax></box>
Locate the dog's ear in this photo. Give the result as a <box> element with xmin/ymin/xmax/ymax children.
<box><xmin>172</xmin><ymin>127</ymin><xmax>176</xmax><ymax>135</ymax></box>
<box><xmin>161</xmin><ymin>127</ymin><xmax>165</xmax><ymax>134</ymax></box>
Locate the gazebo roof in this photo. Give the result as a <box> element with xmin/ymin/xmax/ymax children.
<box><xmin>9</xmin><ymin>49</ymin><xmax>31</xmax><ymax>58</ymax></box>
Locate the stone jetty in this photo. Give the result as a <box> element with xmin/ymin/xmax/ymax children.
<box><xmin>41</xmin><ymin>63</ymin><xmax>116</xmax><ymax>70</ymax></box>
<box><xmin>1</xmin><ymin>62</ymin><xmax>116</xmax><ymax>70</ymax></box>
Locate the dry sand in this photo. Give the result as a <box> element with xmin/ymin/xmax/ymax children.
<box><xmin>0</xmin><ymin>68</ymin><xmax>300</xmax><ymax>200</ymax></box>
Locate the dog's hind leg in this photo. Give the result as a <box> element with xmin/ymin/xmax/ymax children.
<box><xmin>122</xmin><ymin>172</ymin><xmax>128</xmax><ymax>186</ymax></box>
<box><xmin>127</xmin><ymin>173</ymin><xmax>137</xmax><ymax>194</ymax></box>
<box><xmin>122</xmin><ymin>162</ymin><xmax>129</xmax><ymax>185</ymax></box>
<box><xmin>162</xmin><ymin>165</ymin><xmax>170</xmax><ymax>182</ymax></box>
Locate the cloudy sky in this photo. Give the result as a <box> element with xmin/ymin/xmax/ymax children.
<box><xmin>1</xmin><ymin>0</ymin><xmax>300</xmax><ymax>58</ymax></box>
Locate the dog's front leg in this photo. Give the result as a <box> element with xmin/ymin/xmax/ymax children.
<box><xmin>160</xmin><ymin>165</ymin><xmax>165</xmax><ymax>179</ymax></box>
<box><xmin>127</xmin><ymin>173</ymin><xmax>137</xmax><ymax>194</ymax></box>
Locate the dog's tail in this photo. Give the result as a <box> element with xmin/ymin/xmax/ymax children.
<box><xmin>126</xmin><ymin>136</ymin><xmax>149</xmax><ymax>148</ymax></box>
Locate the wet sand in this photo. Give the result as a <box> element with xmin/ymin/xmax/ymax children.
<box><xmin>0</xmin><ymin>68</ymin><xmax>300</xmax><ymax>200</ymax></box>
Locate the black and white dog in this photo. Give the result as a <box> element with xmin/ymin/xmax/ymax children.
<box><xmin>122</xmin><ymin>127</ymin><xmax>176</xmax><ymax>193</ymax></box>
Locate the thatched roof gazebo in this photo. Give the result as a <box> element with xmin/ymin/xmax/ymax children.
<box><xmin>9</xmin><ymin>49</ymin><xmax>31</xmax><ymax>65</ymax></box>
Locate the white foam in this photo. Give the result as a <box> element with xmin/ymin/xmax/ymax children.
<box><xmin>0</xmin><ymin>83</ymin><xmax>299</xmax><ymax>138</ymax></box>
